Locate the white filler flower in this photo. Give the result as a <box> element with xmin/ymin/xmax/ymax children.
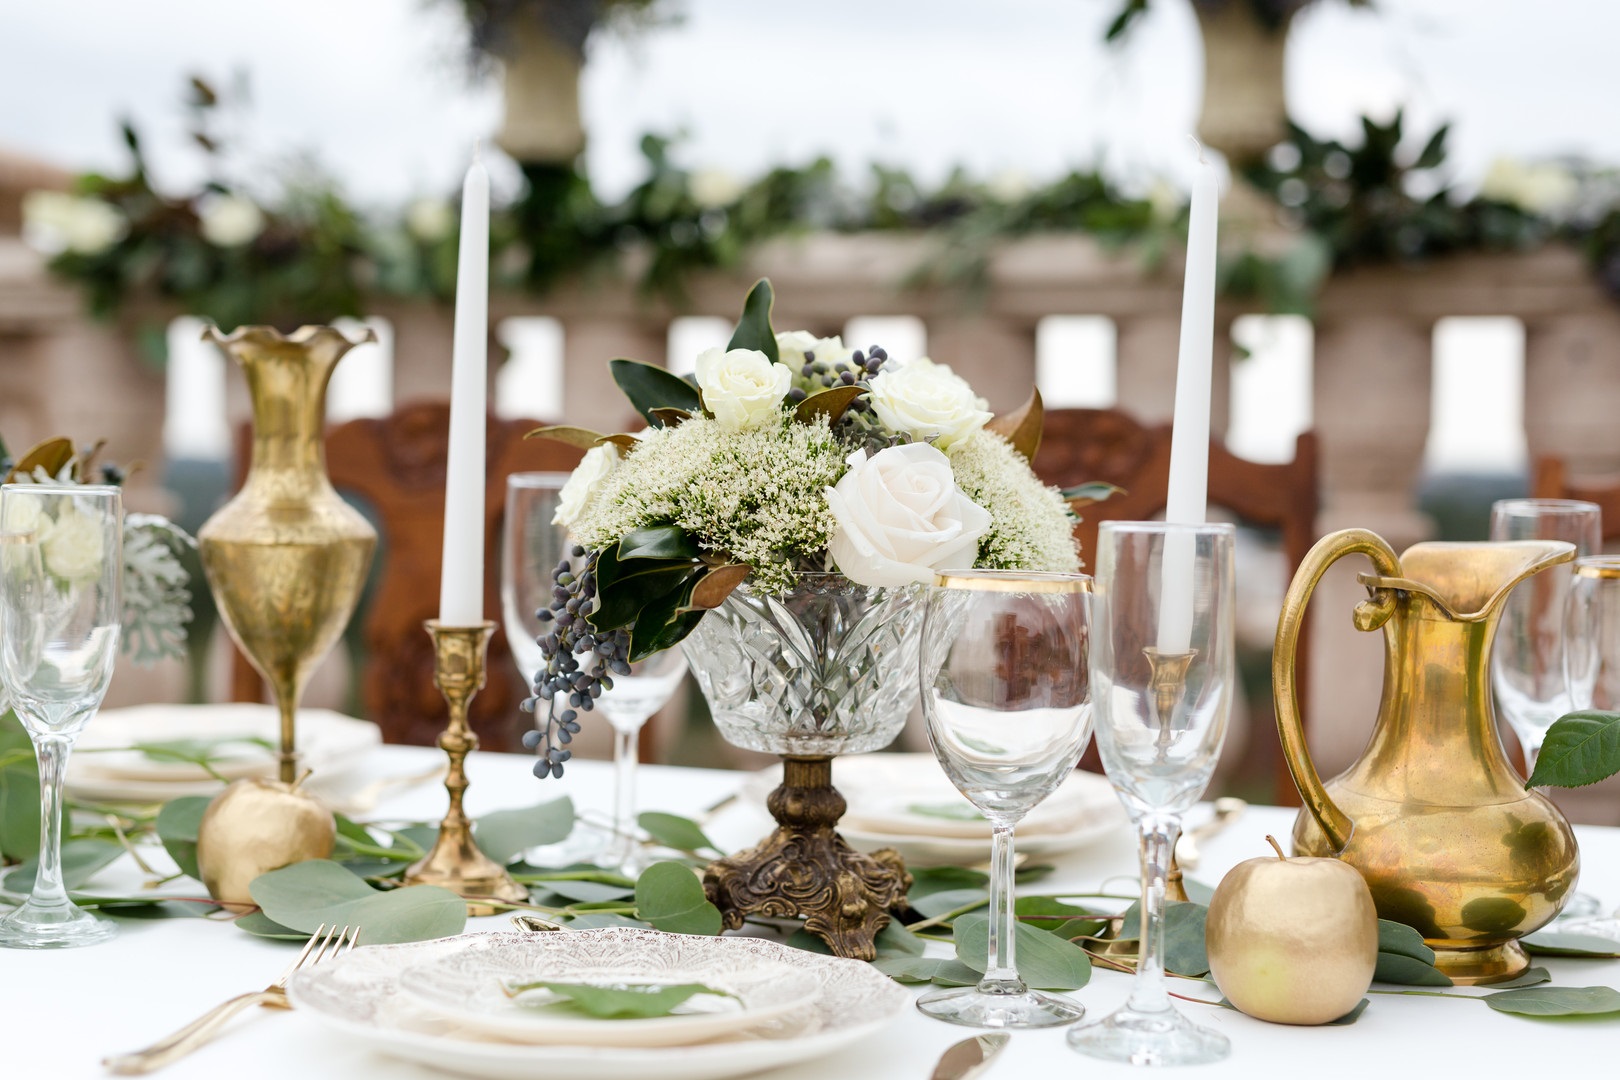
<box><xmin>826</xmin><ymin>443</ymin><xmax>991</xmax><ymax>587</ymax></box>
<box><xmin>405</xmin><ymin>198</ymin><xmax>455</xmax><ymax>242</ymax></box>
<box><xmin>200</xmin><ymin>194</ymin><xmax>266</xmax><ymax>247</ymax></box>
<box><xmin>867</xmin><ymin>357</ymin><xmax>992</xmax><ymax>450</ymax></box>
<box><xmin>776</xmin><ymin>331</ymin><xmax>854</xmax><ymax>370</ymax></box>
<box><xmin>553</xmin><ymin>443</ymin><xmax>621</xmax><ymax>529</ymax></box>
<box><xmin>694</xmin><ymin>347</ymin><xmax>794</xmax><ymax>430</ymax></box>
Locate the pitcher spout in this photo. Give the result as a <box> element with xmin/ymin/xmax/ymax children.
<box><xmin>1361</xmin><ymin>540</ymin><xmax>1575</xmax><ymax>621</ymax></box>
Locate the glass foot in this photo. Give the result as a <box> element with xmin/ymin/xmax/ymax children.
<box><xmin>0</xmin><ymin>900</ymin><xmax>117</xmax><ymax>949</ymax></box>
<box><xmin>1068</xmin><ymin>1001</ymin><xmax>1230</xmax><ymax>1066</ymax></box>
<box><xmin>918</xmin><ymin>983</ymin><xmax>1085</xmax><ymax>1029</ymax></box>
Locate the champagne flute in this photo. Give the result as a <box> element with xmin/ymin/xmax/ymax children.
<box><xmin>0</xmin><ymin>484</ymin><xmax>122</xmax><ymax>948</ymax></box>
<box><xmin>1069</xmin><ymin>522</ymin><xmax>1233</xmax><ymax>1065</ymax></box>
<box><xmin>916</xmin><ymin>569</ymin><xmax>1094</xmax><ymax>1029</ymax></box>
<box><xmin>1490</xmin><ymin>498</ymin><xmax>1601</xmax><ymax>777</ymax></box>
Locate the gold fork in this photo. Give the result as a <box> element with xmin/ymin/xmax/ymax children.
<box><xmin>103</xmin><ymin>924</ymin><xmax>361</xmax><ymax>1074</ymax></box>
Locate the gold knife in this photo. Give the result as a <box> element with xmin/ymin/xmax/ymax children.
<box><xmin>931</xmin><ymin>1033</ymin><xmax>1010</xmax><ymax>1080</ymax></box>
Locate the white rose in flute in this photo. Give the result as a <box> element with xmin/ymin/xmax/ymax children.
<box><xmin>41</xmin><ymin>506</ymin><xmax>106</xmax><ymax>583</ymax></box>
<box><xmin>775</xmin><ymin>330</ymin><xmax>855</xmax><ymax>372</ymax></box>
<box><xmin>694</xmin><ymin>347</ymin><xmax>794</xmax><ymax>430</ymax></box>
<box><xmin>866</xmin><ymin>357</ymin><xmax>992</xmax><ymax>450</ymax></box>
<box><xmin>826</xmin><ymin>443</ymin><xmax>991</xmax><ymax>587</ymax></box>
<box><xmin>553</xmin><ymin>443</ymin><xmax>621</xmax><ymax>529</ymax></box>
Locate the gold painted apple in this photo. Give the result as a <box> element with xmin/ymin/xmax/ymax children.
<box><xmin>1205</xmin><ymin>835</ymin><xmax>1378</xmax><ymax>1025</ymax></box>
<box><xmin>195</xmin><ymin>775</ymin><xmax>336</xmax><ymax>908</ymax></box>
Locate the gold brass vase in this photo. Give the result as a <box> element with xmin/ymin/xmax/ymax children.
<box><xmin>1273</xmin><ymin>529</ymin><xmax>1580</xmax><ymax>984</ymax></box>
<box><xmin>199</xmin><ymin>325</ymin><xmax>378</xmax><ymax>783</ymax></box>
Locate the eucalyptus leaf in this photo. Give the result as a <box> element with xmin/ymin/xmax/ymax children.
<box><xmin>156</xmin><ymin>795</ymin><xmax>213</xmax><ymax>880</ymax></box>
<box><xmin>785</xmin><ymin>928</ymin><xmax>833</xmax><ymax>954</ymax></box>
<box><xmin>875</xmin><ymin>920</ymin><xmax>927</xmax><ymax>958</ymax></box>
<box><xmin>953</xmin><ymin>911</ymin><xmax>1092</xmax><ymax>990</ymax></box>
<box><xmin>506</xmin><ymin>980</ymin><xmax>730</xmax><ymax>1020</ymax></box>
<box><xmin>609</xmin><ymin>359</ymin><xmax>703</xmax><ymax>424</ymax></box>
<box><xmin>873</xmin><ymin>956</ymin><xmax>947</xmax><ymax>984</ymax></box>
<box><xmin>541</xmin><ymin>879</ymin><xmax>636</xmax><ymax>904</ymax></box>
<box><xmin>391</xmin><ymin>825</ymin><xmax>438</xmax><ymax>855</ymax></box>
<box><xmin>725</xmin><ymin>279</ymin><xmax>779</xmax><ymax>362</ymax></box>
<box><xmin>907</xmin><ymin>866</ymin><xmax>988</xmax><ymax>901</ymax></box>
<box><xmin>1523</xmin><ymin>931</ymin><xmax>1620</xmax><ymax>958</ymax></box>
<box><xmin>1328</xmin><ymin>999</ymin><xmax>1370</xmax><ymax>1025</ymax></box>
<box><xmin>1525</xmin><ymin>711</ymin><xmax>1620</xmax><ymax>789</ymax></box>
<box><xmin>911</xmin><ymin>888</ymin><xmax>989</xmax><ymax>919</ymax></box>
<box><xmin>633</xmin><ymin>861</ymin><xmax>722</xmax><ymax>936</ymax></box>
<box><xmin>234</xmin><ymin>910</ymin><xmax>308</xmax><ymax>940</ymax></box>
<box><xmin>1495</xmin><ymin>966</ymin><xmax>1553</xmax><ymax>989</ymax></box>
<box><xmin>930</xmin><ymin>959</ymin><xmax>984</xmax><ymax>987</ymax></box>
<box><xmin>0</xmin><ymin>713</ymin><xmax>38</xmax><ymax>862</ymax></box>
<box><xmin>1015</xmin><ymin>896</ymin><xmax>1101</xmax><ymax>923</ymax></box>
<box><xmin>475</xmin><ymin>795</ymin><xmax>574</xmax><ymax>864</ymax></box>
<box><xmin>1374</xmin><ymin>951</ymin><xmax>1453</xmax><ymax>986</ymax></box>
<box><xmin>1483</xmin><ymin>985</ymin><xmax>1620</xmax><ymax>1017</ymax></box>
<box><xmin>1113</xmin><ymin>901</ymin><xmax>1208</xmax><ymax>975</ymax></box>
<box><xmin>1376</xmin><ymin>919</ymin><xmax>1437</xmax><ymax>964</ymax></box>
<box><xmin>637</xmin><ymin>811</ymin><xmax>720</xmax><ymax>855</ymax></box>
<box><xmin>3</xmin><ymin>838</ymin><xmax>124</xmax><ymax>893</ymax></box>
<box><xmin>249</xmin><ymin>859</ymin><xmax>467</xmax><ymax>944</ymax></box>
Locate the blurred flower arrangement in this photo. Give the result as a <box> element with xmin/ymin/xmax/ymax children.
<box><xmin>519</xmin><ymin>279</ymin><xmax>1101</xmax><ymax>776</ymax></box>
<box><xmin>0</xmin><ymin>435</ymin><xmax>194</xmax><ymax>666</ymax></box>
<box><xmin>23</xmin><ymin>76</ymin><xmax>1620</xmax><ymax>346</ymax></box>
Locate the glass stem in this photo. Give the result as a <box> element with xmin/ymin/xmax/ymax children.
<box><xmin>980</xmin><ymin>821</ymin><xmax>1023</xmax><ymax>991</ymax></box>
<box><xmin>607</xmin><ymin>722</ymin><xmax>640</xmax><ymax>866</ymax></box>
<box><xmin>1127</xmin><ymin>814</ymin><xmax>1180</xmax><ymax>1014</ymax></box>
<box><xmin>30</xmin><ymin>733</ymin><xmax>74</xmax><ymax>911</ymax></box>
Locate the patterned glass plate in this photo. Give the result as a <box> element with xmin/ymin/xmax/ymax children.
<box><xmin>287</xmin><ymin>929</ymin><xmax>910</xmax><ymax>1080</ymax></box>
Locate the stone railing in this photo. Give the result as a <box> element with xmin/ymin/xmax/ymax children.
<box><xmin>7</xmin><ymin>231</ymin><xmax>1620</xmax><ymax>790</ymax></box>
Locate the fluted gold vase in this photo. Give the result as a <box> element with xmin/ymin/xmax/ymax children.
<box><xmin>199</xmin><ymin>325</ymin><xmax>378</xmax><ymax>783</ymax></box>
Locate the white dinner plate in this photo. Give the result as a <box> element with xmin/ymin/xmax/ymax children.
<box><xmin>66</xmin><ymin>704</ymin><xmax>381</xmax><ymax>801</ymax></box>
<box><xmin>288</xmin><ymin>930</ymin><xmax>909</xmax><ymax>1080</ymax></box>
<box><xmin>741</xmin><ymin>753</ymin><xmax>1128</xmax><ymax>866</ymax></box>
<box><xmin>399</xmin><ymin>937</ymin><xmax>821</xmax><ymax>1047</ymax></box>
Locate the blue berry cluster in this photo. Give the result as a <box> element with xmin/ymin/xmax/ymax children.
<box><xmin>520</xmin><ymin>546</ymin><xmax>633</xmax><ymax>779</ymax></box>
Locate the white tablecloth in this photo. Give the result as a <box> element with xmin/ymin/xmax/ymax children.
<box><xmin>8</xmin><ymin>744</ymin><xmax>1620</xmax><ymax>1079</ymax></box>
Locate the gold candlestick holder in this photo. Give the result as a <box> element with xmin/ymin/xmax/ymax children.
<box><xmin>403</xmin><ymin>620</ymin><xmax>528</xmax><ymax>915</ymax></box>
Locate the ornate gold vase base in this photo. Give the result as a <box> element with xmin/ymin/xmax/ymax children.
<box><xmin>1434</xmin><ymin>941</ymin><xmax>1531</xmax><ymax>987</ymax></box>
<box><xmin>403</xmin><ymin>621</ymin><xmax>527</xmax><ymax>916</ymax></box>
<box><xmin>703</xmin><ymin>756</ymin><xmax>911</xmax><ymax>961</ymax></box>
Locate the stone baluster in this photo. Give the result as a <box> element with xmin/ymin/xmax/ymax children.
<box><xmin>1524</xmin><ymin>311</ymin><xmax>1620</xmax><ymax>475</ymax></box>
<box><xmin>1113</xmin><ymin>313</ymin><xmax>1233</xmax><ymax>436</ymax></box>
<box><xmin>560</xmin><ymin>317</ymin><xmax>669</xmax><ymax>432</ymax></box>
<box><xmin>921</xmin><ymin>315</ymin><xmax>1036</xmax><ymax>415</ymax></box>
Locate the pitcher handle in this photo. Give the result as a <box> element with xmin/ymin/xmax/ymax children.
<box><xmin>1273</xmin><ymin>528</ymin><xmax>1402</xmax><ymax>854</ymax></box>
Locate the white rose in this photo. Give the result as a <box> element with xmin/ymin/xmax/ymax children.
<box><xmin>200</xmin><ymin>194</ymin><xmax>265</xmax><ymax>247</ymax></box>
<box><xmin>694</xmin><ymin>347</ymin><xmax>793</xmax><ymax>430</ymax></box>
<box><xmin>405</xmin><ymin>197</ymin><xmax>455</xmax><ymax>242</ymax></box>
<box><xmin>1</xmin><ymin>495</ymin><xmax>43</xmax><ymax>536</ymax></box>
<box><xmin>689</xmin><ymin>168</ymin><xmax>744</xmax><ymax>209</ymax></box>
<box><xmin>867</xmin><ymin>356</ymin><xmax>993</xmax><ymax>450</ymax></box>
<box><xmin>21</xmin><ymin>191</ymin><xmax>126</xmax><ymax>255</ymax></box>
<box><xmin>553</xmin><ymin>444</ymin><xmax>620</xmax><ymax>529</ymax></box>
<box><xmin>775</xmin><ymin>331</ymin><xmax>855</xmax><ymax>372</ymax></box>
<box><xmin>826</xmin><ymin>444</ymin><xmax>991</xmax><ymax>587</ymax></box>
<box><xmin>1480</xmin><ymin>158</ymin><xmax>1577</xmax><ymax>216</ymax></box>
<box><xmin>41</xmin><ymin>506</ymin><xmax>106</xmax><ymax>584</ymax></box>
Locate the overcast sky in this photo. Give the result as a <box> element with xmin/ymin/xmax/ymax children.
<box><xmin>5</xmin><ymin>0</ymin><xmax>1619</xmax><ymax>207</ymax></box>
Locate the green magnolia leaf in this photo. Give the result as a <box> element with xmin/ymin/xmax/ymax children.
<box><xmin>953</xmin><ymin>911</ymin><xmax>1092</xmax><ymax>991</ymax></box>
<box><xmin>234</xmin><ymin>910</ymin><xmax>308</xmax><ymax>940</ymax></box>
<box><xmin>475</xmin><ymin>795</ymin><xmax>575</xmax><ymax>865</ymax></box>
<box><xmin>1376</xmin><ymin>919</ymin><xmax>1437</xmax><ymax>964</ymax></box>
<box><xmin>592</xmin><ymin>564</ymin><xmax>699</xmax><ymax>632</ymax></box>
<box><xmin>647</xmin><ymin>408</ymin><xmax>692</xmax><ymax>429</ymax></box>
<box><xmin>1523</xmin><ymin>931</ymin><xmax>1620</xmax><ymax>959</ymax></box>
<box><xmin>505</xmin><ymin>980</ymin><xmax>730</xmax><ymax>1020</ymax></box>
<box><xmin>156</xmin><ymin>795</ymin><xmax>213</xmax><ymax>880</ymax></box>
<box><xmin>617</xmin><ymin>526</ymin><xmax>702</xmax><ymax>563</ymax></box>
<box><xmin>610</xmin><ymin>359</ymin><xmax>703</xmax><ymax>424</ymax></box>
<box><xmin>793</xmin><ymin>385</ymin><xmax>864</xmax><ymax>426</ymax></box>
<box><xmin>725</xmin><ymin>279</ymin><xmax>779</xmax><ymax>362</ymax></box>
<box><xmin>1061</xmin><ymin>481</ymin><xmax>1125</xmax><ymax>509</ymax></box>
<box><xmin>1526</xmin><ymin>712</ymin><xmax>1620</xmax><ymax>789</ymax></box>
<box><xmin>633</xmin><ymin>861</ymin><xmax>722</xmax><ymax>935</ymax></box>
<box><xmin>637</xmin><ymin>811</ymin><xmax>720</xmax><ymax>855</ymax></box>
<box><xmin>1374</xmin><ymin>951</ymin><xmax>1452</xmax><ymax>986</ymax></box>
<box><xmin>685</xmin><ymin>564</ymin><xmax>752</xmax><ymax>612</ymax></box>
<box><xmin>627</xmin><ymin>587</ymin><xmax>705</xmax><ymax>662</ymax></box>
<box><xmin>1483</xmin><ymin>985</ymin><xmax>1620</xmax><ymax>1017</ymax></box>
<box><xmin>525</xmin><ymin>425</ymin><xmax>613</xmax><ymax>450</ymax></box>
<box><xmin>249</xmin><ymin>859</ymin><xmax>467</xmax><ymax>944</ymax></box>
<box><xmin>3</xmin><ymin>838</ymin><xmax>124</xmax><ymax>893</ymax></box>
<box><xmin>985</xmin><ymin>387</ymin><xmax>1043</xmax><ymax>461</ymax></box>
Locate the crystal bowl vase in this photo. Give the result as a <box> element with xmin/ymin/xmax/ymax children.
<box><xmin>681</xmin><ymin>574</ymin><xmax>924</xmax><ymax>959</ymax></box>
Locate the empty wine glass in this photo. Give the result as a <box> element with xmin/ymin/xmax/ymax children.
<box><xmin>596</xmin><ymin>647</ymin><xmax>687</xmax><ymax>875</ymax></box>
<box><xmin>0</xmin><ymin>483</ymin><xmax>122</xmax><ymax>948</ymax></box>
<box><xmin>1069</xmin><ymin>522</ymin><xmax>1233</xmax><ymax>1066</ymax></box>
<box><xmin>916</xmin><ymin>569</ymin><xmax>1094</xmax><ymax>1029</ymax></box>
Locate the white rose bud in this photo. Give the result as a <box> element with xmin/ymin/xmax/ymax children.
<box><xmin>405</xmin><ymin>197</ymin><xmax>455</xmax><ymax>242</ymax></box>
<box><xmin>775</xmin><ymin>331</ymin><xmax>854</xmax><ymax>371</ymax></box>
<box><xmin>826</xmin><ymin>444</ymin><xmax>991</xmax><ymax>587</ymax></box>
<box><xmin>21</xmin><ymin>191</ymin><xmax>126</xmax><ymax>256</ymax></box>
<box><xmin>688</xmin><ymin>168</ymin><xmax>744</xmax><ymax>209</ymax></box>
<box><xmin>200</xmin><ymin>194</ymin><xmax>266</xmax><ymax>247</ymax></box>
<box><xmin>552</xmin><ymin>443</ymin><xmax>621</xmax><ymax>529</ymax></box>
<box><xmin>694</xmin><ymin>347</ymin><xmax>793</xmax><ymax>430</ymax></box>
<box><xmin>41</xmin><ymin>506</ymin><xmax>106</xmax><ymax>584</ymax></box>
<box><xmin>867</xmin><ymin>356</ymin><xmax>993</xmax><ymax>450</ymax></box>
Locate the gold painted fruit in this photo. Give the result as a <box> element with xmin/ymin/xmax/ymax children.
<box><xmin>195</xmin><ymin>776</ymin><xmax>336</xmax><ymax>908</ymax></box>
<box><xmin>1205</xmin><ymin>835</ymin><xmax>1378</xmax><ymax>1025</ymax></box>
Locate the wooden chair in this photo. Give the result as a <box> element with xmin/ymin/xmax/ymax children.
<box><xmin>227</xmin><ymin>401</ymin><xmax>583</xmax><ymax>751</ymax></box>
<box><xmin>1032</xmin><ymin>407</ymin><xmax>1320</xmax><ymax>803</ymax></box>
<box><xmin>1532</xmin><ymin>457</ymin><xmax>1620</xmax><ymax>539</ymax></box>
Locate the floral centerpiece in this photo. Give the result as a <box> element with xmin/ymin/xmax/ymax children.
<box><xmin>525</xmin><ymin>278</ymin><xmax>1091</xmax><ymax>774</ymax></box>
<box><xmin>1</xmin><ymin>435</ymin><xmax>195</xmax><ymax>666</ymax></box>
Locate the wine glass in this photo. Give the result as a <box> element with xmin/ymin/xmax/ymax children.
<box><xmin>1556</xmin><ymin>554</ymin><xmax>1620</xmax><ymax>940</ymax></box>
<box><xmin>916</xmin><ymin>569</ymin><xmax>1094</xmax><ymax>1029</ymax></box>
<box><xmin>0</xmin><ymin>483</ymin><xmax>122</xmax><ymax>948</ymax></box>
<box><xmin>595</xmin><ymin>647</ymin><xmax>687</xmax><ymax>875</ymax></box>
<box><xmin>1490</xmin><ymin>498</ymin><xmax>1601</xmax><ymax>778</ymax></box>
<box><xmin>1069</xmin><ymin>522</ymin><xmax>1234</xmax><ymax>1065</ymax></box>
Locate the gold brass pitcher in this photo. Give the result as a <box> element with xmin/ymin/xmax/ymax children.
<box><xmin>199</xmin><ymin>326</ymin><xmax>378</xmax><ymax>783</ymax></box>
<box><xmin>1273</xmin><ymin>528</ymin><xmax>1579</xmax><ymax>985</ymax></box>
